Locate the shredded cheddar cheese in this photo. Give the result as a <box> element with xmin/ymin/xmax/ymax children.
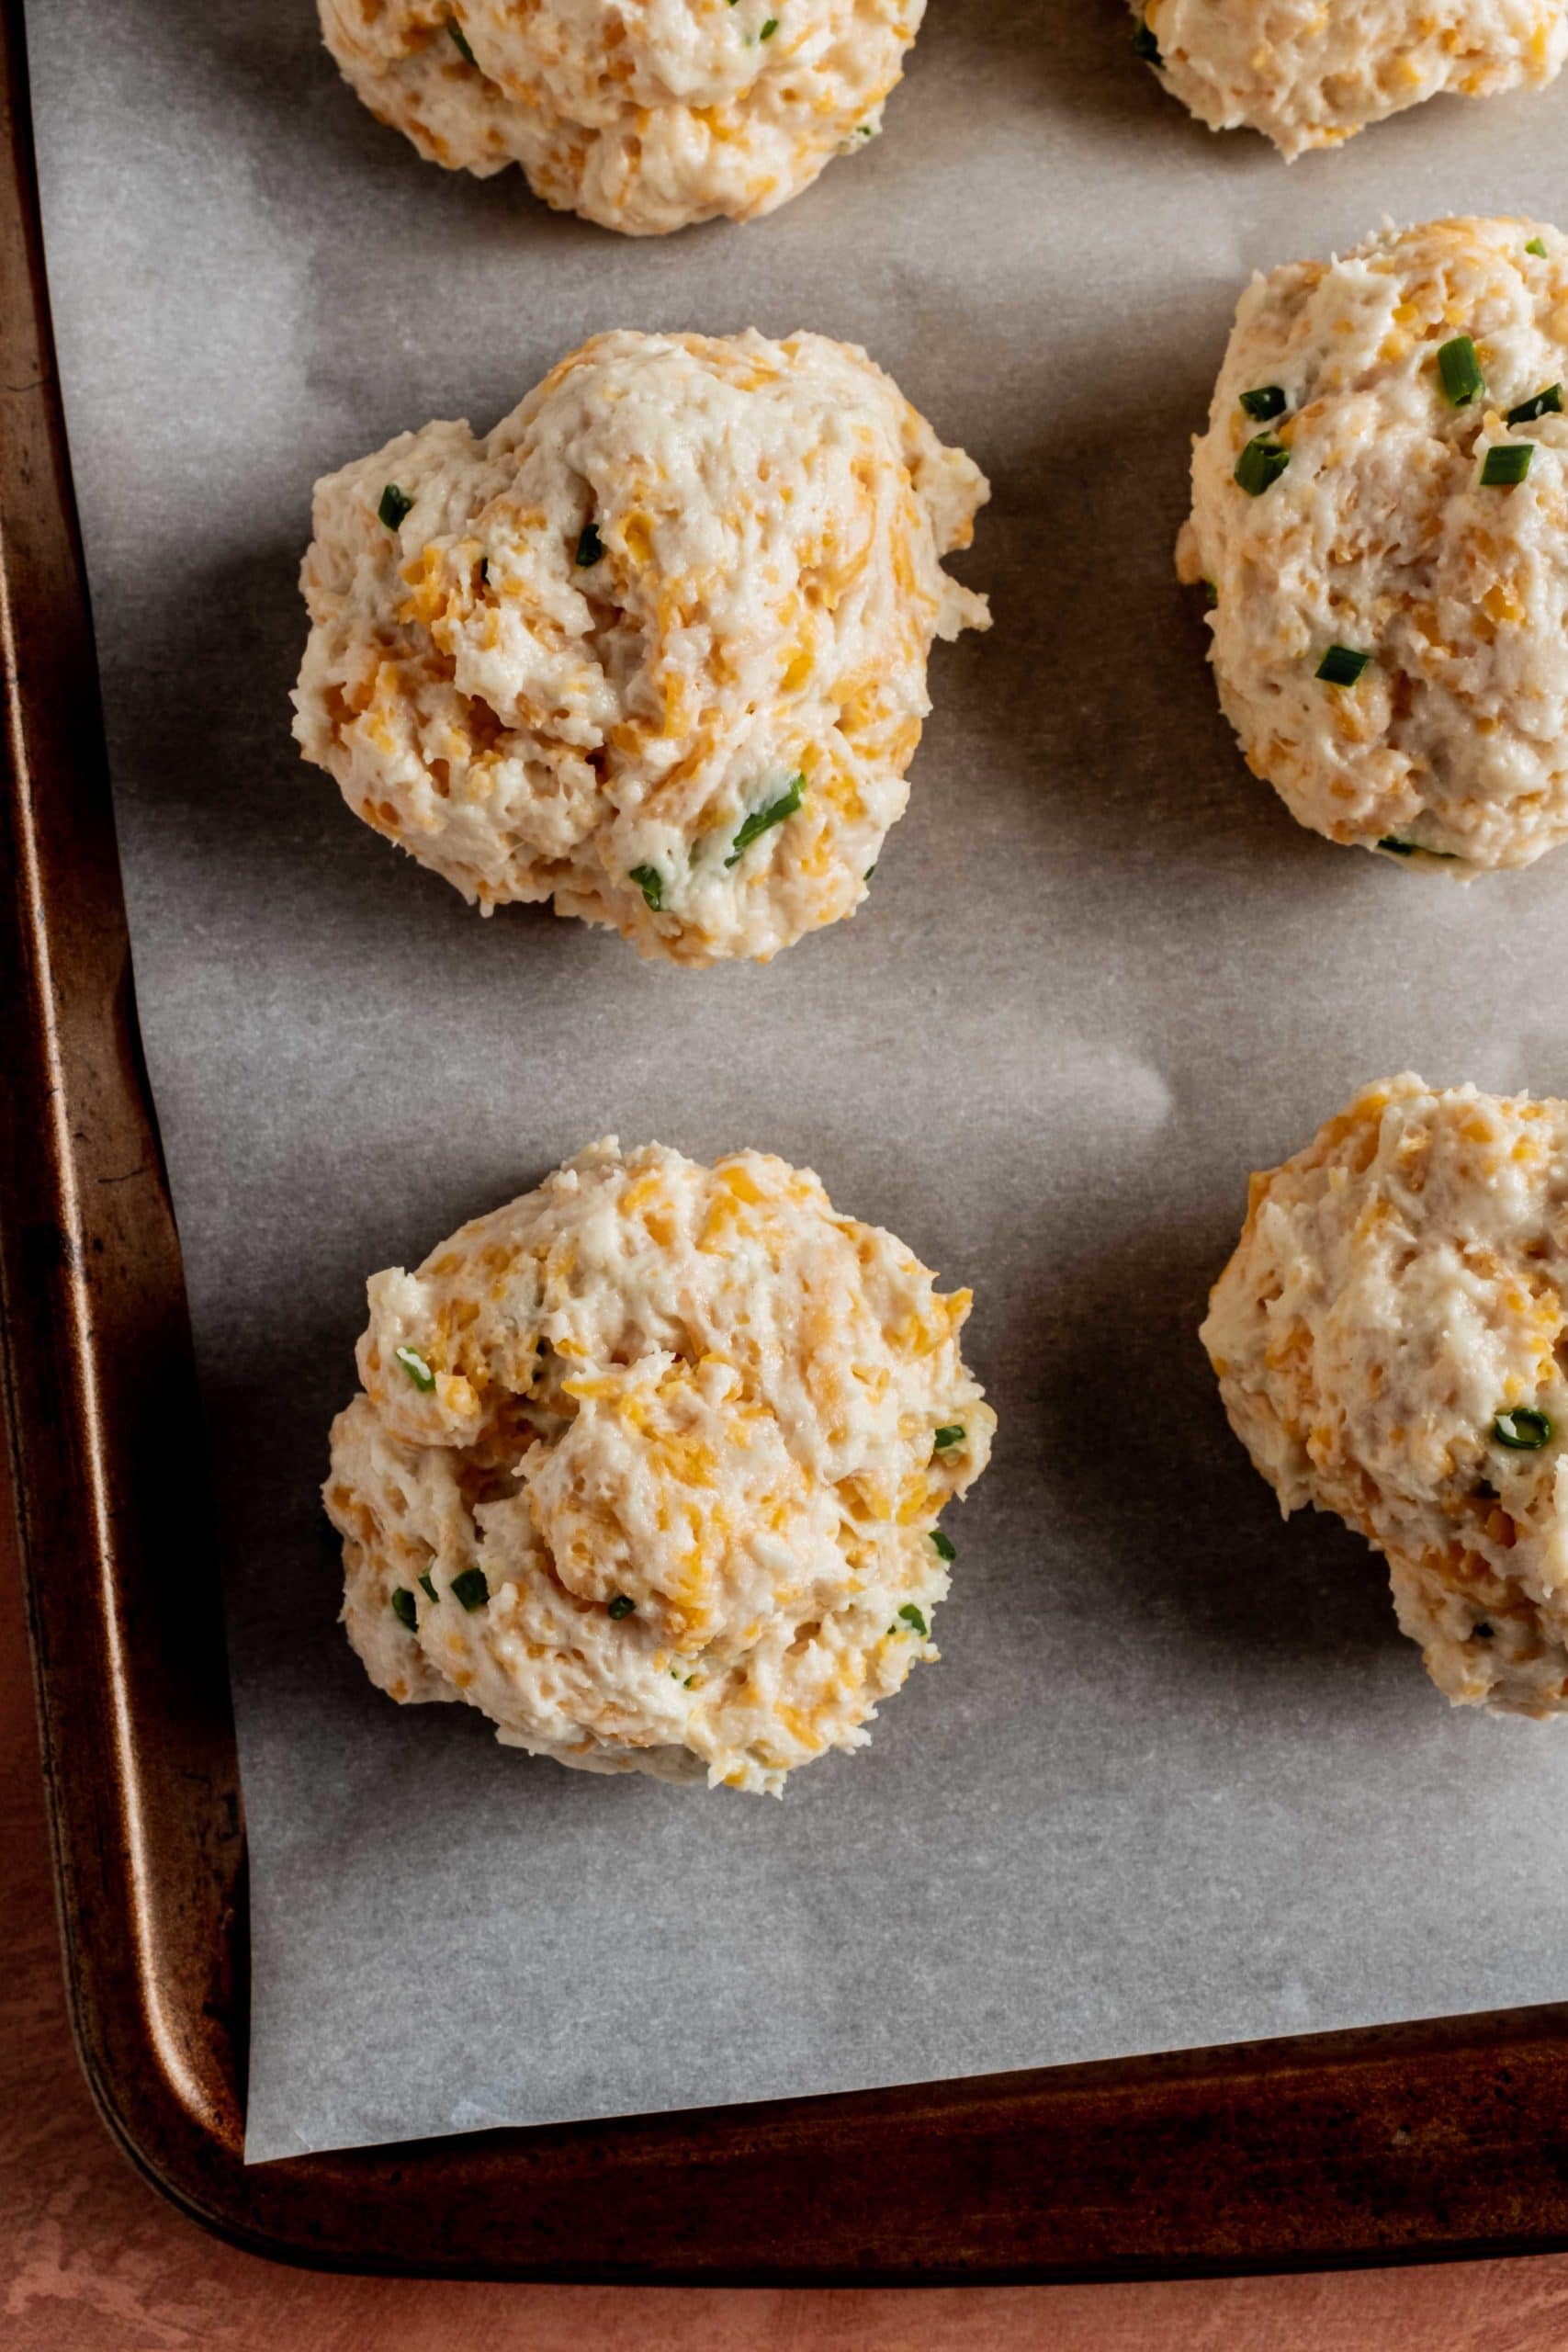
<box><xmin>292</xmin><ymin>329</ymin><xmax>988</xmax><ymax>966</ymax></box>
<box><xmin>1179</xmin><ymin>218</ymin><xmax>1568</xmax><ymax>870</ymax></box>
<box><xmin>316</xmin><ymin>0</ymin><xmax>925</xmax><ymax>236</ymax></box>
<box><xmin>326</xmin><ymin>1136</ymin><xmax>996</xmax><ymax>1793</ymax></box>
<box><xmin>1137</xmin><ymin>0</ymin><xmax>1565</xmax><ymax>156</ymax></box>
<box><xmin>1201</xmin><ymin>1074</ymin><xmax>1568</xmax><ymax>1718</ymax></box>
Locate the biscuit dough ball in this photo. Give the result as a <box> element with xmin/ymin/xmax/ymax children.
<box><xmin>292</xmin><ymin>329</ymin><xmax>988</xmax><ymax>966</ymax></box>
<box><xmin>1179</xmin><ymin>218</ymin><xmax>1568</xmax><ymax>870</ymax></box>
<box><xmin>1134</xmin><ymin>0</ymin><xmax>1565</xmax><ymax>159</ymax></box>
<box><xmin>317</xmin><ymin>0</ymin><xmax>925</xmax><ymax>235</ymax></box>
<box><xmin>1202</xmin><ymin>1074</ymin><xmax>1568</xmax><ymax>1717</ymax></box>
<box><xmin>325</xmin><ymin>1138</ymin><xmax>996</xmax><ymax>1792</ymax></box>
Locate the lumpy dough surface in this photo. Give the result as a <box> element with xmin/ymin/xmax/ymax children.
<box><xmin>1135</xmin><ymin>0</ymin><xmax>1565</xmax><ymax>159</ymax></box>
<box><xmin>1179</xmin><ymin>217</ymin><xmax>1568</xmax><ymax>871</ymax></box>
<box><xmin>317</xmin><ymin>0</ymin><xmax>926</xmax><ymax>234</ymax></box>
<box><xmin>325</xmin><ymin>1138</ymin><xmax>996</xmax><ymax>1793</ymax></box>
<box><xmin>292</xmin><ymin>329</ymin><xmax>988</xmax><ymax>966</ymax></box>
<box><xmin>1201</xmin><ymin>1074</ymin><xmax>1568</xmax><ymax>1718</ymax></box>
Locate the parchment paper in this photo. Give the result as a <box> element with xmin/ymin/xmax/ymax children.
<box><xmin>29</xmin><ymin>0</ymin><xmax>1568</xmax><ymax>2164</ymax></box>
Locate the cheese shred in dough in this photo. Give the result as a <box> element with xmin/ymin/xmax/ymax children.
<box><xmin>326</xmin><ymin>1138</ymin><xmax>996</xmax><ymax>1793</ymax></box>
<box><xmin>292</xmin><ymin>329</ymin><xmax>988</xmax><ymax>966</ymax></box>
<box><xmin>317</xmin><ymin>0</ymin><xmax>926</xmax><ymax>235</ymax></box>
<box><xmin>1135</xmin><ymin>0</ymin><xmax>1566</xmax><ymax>159</ymax></box>
<box><xmin>1203</xmin><ymin>1075</ymin><xmax>1568</xmax><ymax>1718</ymax></box>
<box><xmin>1180</xmin><ymin>217</ymin><xmax>1568</xmax><ymax>871</ymax></box>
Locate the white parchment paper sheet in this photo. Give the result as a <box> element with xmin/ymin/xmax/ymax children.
<box><xmin>29</xmin><ymin>0</ymin><xmax>1568</xmax><ymax>2164</ymax></box>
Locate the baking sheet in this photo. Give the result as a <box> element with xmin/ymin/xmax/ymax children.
<box><xmin>29</xmin><ymin>0</ymin><xmax>1568</xmax><ymax>2165</ymax></box>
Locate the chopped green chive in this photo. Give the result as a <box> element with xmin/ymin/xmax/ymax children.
<box><xmin>394</xmin><ymin>1344</ymin><xmax>435</xmax><ymax>1392</ymax></box>
<box><xmin>1239</xmin><ymin>385</ymin><xmax>1287</xmax><ymax>423</ymax></box>
<box><xmin>390</xmin><ymin>1587</ymin><xmax>418</xmax><ymax>1633</ymax></box>
<box><xmin>725</xmin><ymin>773</ymin><xmax>805</xmax><ymax>867</ymax></box>
<box><xmin>1507</xmin><ymin>382</ymin><xmax>1562</xmax><ymax>425</ymax></box>
<box><xmin>1495</xmin><ymin>1407</ymin><xmax>1552</xmax><ymax>1451</ymax></box>
<box><xmin>930</xmin><ymin>1530</ymin><xmax>956</xmax><ymax>1563</ymax></box>
<box><xmin>628</xmin><ymin>865</ymin><xmax>663</xmax><ymax>911</ymax></box>
<box><xmin>863</xmin><ymin>862</ymin><xmax>877</xmax><ymax>879</ymax></box>
<box><xmin>759</xmin><ymin>15</ymin><xmax>778</xmax><ymax>35</ymax></box>
<box><xmin>575</xmin><ymin>521</ymin><xmax>604</xmax><ymax>567</ymax></box>
<box><xmin>378</xmin><ymin>483</ymin><xmax>412</xmax><ymax>531</ymax></box>
<box><xmin>1481</xmin><ymin>443</ymin><xmax>1535</xmax><ymax>488</ymax></box>
<box><xmin>1201</xmin><ymin>578</ymin><xmax>1218</xmax><ymax>607</ymax></box>
<box><xmin>1438</xmin><ymin>334</ymin><xmax>1484</xmax><ymax>407</ymax></box>
<box><xmin>608</xmin><ymin>1593</ymin><xmax>636</xmax><ymax>1619</ymax></box>
<box><xmin>1527</xmin><ymin>237</ymin><xmax>1548</xmax><ymax>258</ymax></box>
<box><xmin>450</xmin><ymin>1566</ymin><xmax>491</xmax><ymax>1611</ymax></box>
<box><xmin>1131</xmin><ymin>13</ymin><xmax>1162</xmax><ymax>65</ymax></box>
<box><xmin>897</xmin><ymin>1602</ymin><xmax>929</xmax><ymax>1635</ymax></box>
<box><xmin>1235</xmin><ymin>435</ymin><xmax>1289</xmax><ymax>496</ymax></box>
<box><xmin>447</xmin><ymin>15</ymin><xmax>476</xmax><ymax>64</ymax></box>
<box><xmin>418</xmin><ymin>1572</ymin><xmax>438</xmax><ymax>1603</ymax></box>
<box><xmin>933</xmin><ymin>1425</ymin><xmax>965</xmax><ymax>1453</ymax></box>
<box><xmin>1316</xmin><ymin>644</ymin><xmax>1371</xmax><ymax>687</ymax></box>
<box><xmin>1376</xmin><ymin>836</ymin><xmax>1457</xmax><ymax>860</ymax></box>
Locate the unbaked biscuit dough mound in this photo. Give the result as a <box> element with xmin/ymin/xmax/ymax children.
<box><xmin>325</xmin><ymin>1138</ymin><xmax>996</xmax><ymax>1793</ymax></box>
<box><xmin>292</xmin><ymin>329</ymin><xmax>988</xmax><ymax>967</ymax></box>
<box><xmin>1202</xmin><ymin>1074</ymin><xmax>1568</xmax><ymax>1718</ymax></box>
<box><xmin>1179</xmin><ymin>217</ymin><xmax>1568</xmax><ymax>871</ymax></box>
<box><xmin>317</xmin><ymin>0</ymin><xmax>925</xmax><ymax>235</ymax></box>
<box><xmin>1134</xmin><ymin>0</ymin><xmax>1565</xmax><ymax>159</ymax></box>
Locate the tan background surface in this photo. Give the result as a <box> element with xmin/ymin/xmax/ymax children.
<box><xmin>6</xmin><ymin>1483</ymin><xmax>1568</xmax><ymax>2348</ymax></box>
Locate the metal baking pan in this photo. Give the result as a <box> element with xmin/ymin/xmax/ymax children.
<box><xmin>6</xmin><ymin>0</ymin><xmax>1568</xmax><ymax>2279</ymax></box>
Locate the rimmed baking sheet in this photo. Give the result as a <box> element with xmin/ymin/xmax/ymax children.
<box><xmin>29</xmin><ymin>0</ymin><xmax>1568</xmax><ymax>2164</ymax></box>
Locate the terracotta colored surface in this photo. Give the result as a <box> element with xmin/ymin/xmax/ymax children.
<box><xmin>2</xmin><ymin>1477</ymin><xmax>1568</xmax><ymax>2351</ymax></box>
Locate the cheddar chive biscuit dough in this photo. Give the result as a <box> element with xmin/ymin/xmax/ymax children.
<box><xmin>1133</xmin><ymin>0</ymin><xmax>1566</xmax><ymax>159</ymax></box>
<box><xmin>293</xmin><ymin>329</ymin><xmax>988</xmax><ymax>967</ymax></box>
<box><xmin>326</xmin><ymin>1139</ymin><xmax>996</xmax><ymax>1793</ymax></box>
<box><xmin>1202</xmin><ymin>1075</ymin><xmax>1568</xmax><ymax>1718</ymax></box>
<box><xmin>317</xmin><ymin>0</ymin><xmax>925</xmax><ymax>236</ymax></box>
<box><xmin>1179</xmin><ymin>217</ymin><xmax>1568</xmax><ymax>870</ymax></box>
